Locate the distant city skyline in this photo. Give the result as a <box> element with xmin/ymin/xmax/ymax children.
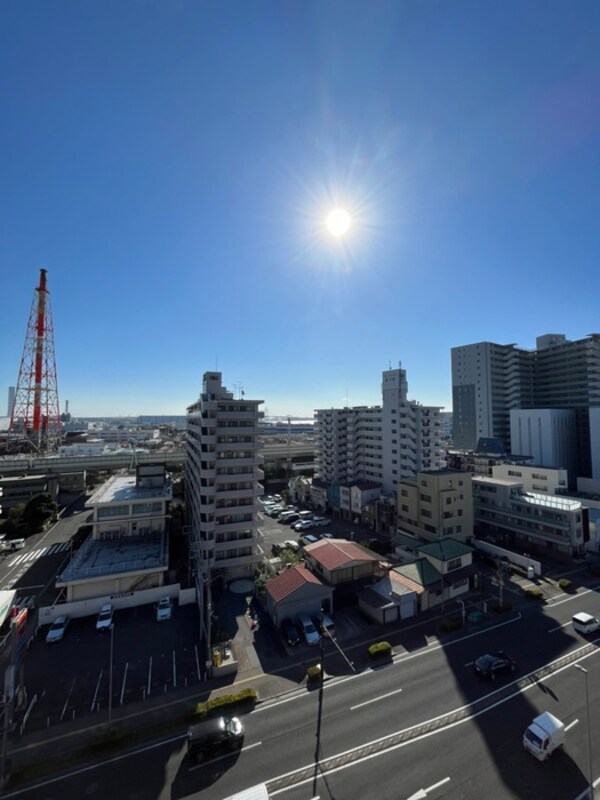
<box><xmin>2</xmin><ymin>3</ymin><xmax>600</xmax><ymax>417</ymax></box>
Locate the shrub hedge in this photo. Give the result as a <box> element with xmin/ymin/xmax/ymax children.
<box><xmin>438</xmin><ymin>617</ymin><xmax>463</xmax><ymax>633</ymax></box>
<box><xmin>190</xmin><ymin>687</ymin><xmax>258</xmax><ymax>720</ymax></box>
<box><xmin>524</xmin><ymin>588</ymin><xmax>543</xmax><ymax>600</ymax></box>
<box><xmin>306</xmin><ymin>665</ymin><xmax>322</xmax><ymax>682</ymax></box>
<box><xmin>558</xmin><ymin>578</ymin><xmax>572</xmax><ymax>592</ymax></box>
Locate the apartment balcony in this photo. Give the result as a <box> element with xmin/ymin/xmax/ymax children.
<box><xmin>216</xmin><ymin>424</ymin><xmax>258</xmax><ymax>436</ymax></box>
<box><xmin>216</xmin><ymin>409</ymin><xmax>260</xmax><ymax>421</ymax></box>
<box><xmin>214</xmin><ymin>488</ymin><xmax>257</xmax><ymax>501</ymax></box>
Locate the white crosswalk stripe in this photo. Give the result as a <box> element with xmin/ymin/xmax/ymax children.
<box><xmin>8</xmin><ymin>541</ymin><xmax>70</xmax><ymax>567</ymax></box>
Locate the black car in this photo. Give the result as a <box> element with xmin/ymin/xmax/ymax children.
<box><xmin>474</xmin><ymin>651</ymin><xmax>516</xmax><ymax>679</ymax></box>
<box><xmin>281</xmin><ymin>617</ymin><xmax>301</xmax><ymax>646</ymax></box>
<box><xmin>187</xmin><ymin>715</ymin><xmax>244</xmax><ymax>760</ymax></box>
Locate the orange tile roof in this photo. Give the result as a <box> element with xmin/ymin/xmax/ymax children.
<box><xmin>305</xmin><ymin>539</ymin><xmax>379</xmax><ymax>571</ymax></box>
<box><xmin>266</xmin><ymin>565</ymin><xmax>324</xmax><ymax>603</ymax></box>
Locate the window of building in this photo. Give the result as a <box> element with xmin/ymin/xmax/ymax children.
<box><xmin>447</xmin><ymin>558</ymin><xmax>462</xmax><ymax>570</ymax></box>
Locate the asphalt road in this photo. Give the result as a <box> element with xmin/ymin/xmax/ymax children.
<box><xmin>9</xmin><ymin>585</ymin><xmax>600</xmax><ymax>800</ymax></box>
<box><xmin>0</xmin><ymin>495</ymin><xmax>89</xmax><ymax>609</ymax></box>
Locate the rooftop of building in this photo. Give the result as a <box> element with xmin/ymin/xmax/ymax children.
<box><xmin>418</xmin><ymin>468</ymin><xmax>466</xmax><ymax>476</ymax></box>
<box><xmin>416</xmin><ymin>537</ymin><xmax>474</xmax><ymax>561</ymax></box>
<box><xmin>57</xmin><ymin>531</ymin><xmax>168</xmax><ymax>585</ymax></box>
<box><xmin>473</xmin><ymin>475</ymin><xmax>525</xmax><ymax>487</ymax></box>
<box><xmin>87</xmin><ymin>473</ymin><xmax>172</xmax><ymax>505</ymax></box>
<box><xmin>304</xmin><ymin>538</ymin><xmax>380</xmax><ymax>570</ymax></box>
<box><xmin>266</xmin><ymin>565</ymin><xmax>324</xmax><ymax>603</ymax></box>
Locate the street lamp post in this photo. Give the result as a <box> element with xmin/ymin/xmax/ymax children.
<box><xmin>456</xmin><ymin>599</ymin><xmax>466</xmax><ymax>626</ymax></box>
<box><xmin>575</xmin><ymin>663</ymin><xmax>593</xmax><ymax>798</ymax></box>
<box><xmin>108</xmin><ymin>623</ymin><xmax>115</xmax><ymax>727</ymax></box>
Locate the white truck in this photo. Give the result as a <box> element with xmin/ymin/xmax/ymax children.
<box><xmin>523</xmin><ymin>712</ymin><xmax>565</xmax><ymax>760</ymax></box>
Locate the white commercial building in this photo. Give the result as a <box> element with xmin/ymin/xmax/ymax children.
<box><xmin>472</xmin><ymin>475</ymin><xmax>586</xmax><ymax>561</ymax></box>
<box><xmin>510</xmin><ymin>408</ymin><xmax>576</xmax><ymax>480</ymax></box>
<box><xmin>314</xmin><ymin>365</ymin><xmax>445</xmax><ymax>499</ymax></box>
<box><xmin>452</xmin><ymin>333</ymin><xmax>600</xmax><ymax>479</ymax></box>
<box><xmin>56</xmin><ymin>463</ymin><xmax>172</xmax><ymax>601</ymax></box>
<box><xmin>492</xmin><ymin>463</ymin><xmax>568</xmax><ymax>495</ymax></box>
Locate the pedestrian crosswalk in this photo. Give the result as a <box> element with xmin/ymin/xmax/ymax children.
<box><xmin>6</xmin><ymin>541</ymin><xmax>70</xmax><ymax>567</ymax></box>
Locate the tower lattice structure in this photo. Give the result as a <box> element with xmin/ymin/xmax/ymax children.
<box><xmin>10</xmin><ymin>268</ymin><xmax>61</xmax><ymax>450</ymax></box>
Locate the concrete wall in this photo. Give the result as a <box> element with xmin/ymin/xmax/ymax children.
<box><xmin>39</xmin><ymin>582</ymin><xmax>186</xmax><ymax>625</ymax></box>
<box><xmin>473</xmin><ymin>539</ymin><xmax>542</xmax><ymax>576</ymax></box>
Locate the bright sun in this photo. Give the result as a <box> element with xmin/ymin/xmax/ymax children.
<box><xmin>325</xmin><ymin>208</ymin><xmax>352</xmax><ymax>238</ymax></box>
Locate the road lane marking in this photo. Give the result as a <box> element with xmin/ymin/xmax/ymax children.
<box><xmin>255</xmin><ymin>612</ymin><xmax>523</xmax><ymax>713</ymax></box>
<box><xmin>6</xmin><ymin>634</ymin><xmax>599</xmax><ymax>799</ymax></box>
<box><xmin>548</xmin><ymin>621</ymin><xmax>571</xmax><ymax>632</ymax></box>
<box><xmin>268</xmin><ymin>649</ymin><xmax>600</xmax><ymax>795</ymax></box>
<box><xmin>120</xmin><ymin>663</ymin><xmax>129</xmax><ymax>706</ymax></box>
<box><xmin>351</xmin><ymin>687</ymin><xmax>403</xmax><ymax>710</ymax></box>
<box><xmin>565</xmin><ymin>719</ymin><xmax>579</xmax><ymax>732</ymax></box>
<box><xmin>188</xmin><ymin>741</ymin><xmax>263</xmax><ymax>771</ymax></box>
<box><xmin>90</xmin><ymin>669</ymin><xmax>103</xmax><ymax>712</ymax></box>
<box><xmin>464</xmin><ymin>661</ymin><xmax>473</xmax><ymax>666</ymax></box>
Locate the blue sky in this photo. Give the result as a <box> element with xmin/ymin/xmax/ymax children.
<box><xmin>2</xmin><ymin>1</ymin><xmax>600</xmax><ymax>418</ymax></box>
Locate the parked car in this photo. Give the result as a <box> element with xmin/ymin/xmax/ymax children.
<box><xmin>311</xmin><ymin>517</ymin><xmax>330</xmax><ymax>527</ymax></box>
<box><xmin>281</xmin><ymin>618</ymin><xmax>300</xmax><ymax>646</ymax></box>
<box><xmin>474</xmin><ymin>651</ymin><xmax>516</xmax><ymax>679</ymax></box>
<box><xmin>156</xmin><ymin>597</ymin><xmax>173</xmax><ymax>621</ymax></box>
<box><xmin>299</xmin><ymin>534</ymin><xmax>319</xmax><ymax>547</ymax></box>
<box><xmin>295</xmin><ymin>613</ymin><xmax>320</xmax><ymax>646</ymax></box>
<box><xmin>293</xmin><ymin>519</ymin><xmax>314</xmax><ymax>532</ymax></box>
<box><xmin>283</xmin><ymin>540</ymin><xmax>300</xmax><ymax>552</ymax></box>
<box><xmin>267</xmin><ymin>506</ymin><xmax>285</xmax><ymax>517</ymax></box>
<box><xmin>96</xmin><ymin>603</ymin><xmax>113</xmax><ymax>631</ymax></box>
<box><xmin>46</xmin><ymin>615</ymin><xmax>69</xmax><ymax>643</ymax></box>
<box><xmin>7</xmin><ymin>538</ymin><xmax>26</xmax><ymax>551</ymax></box>
<box><xmin>312</xmin><ymin>612</ymin><xmax>336</xmax><ymax>639</ymax></box>
<box><xmin>187</xmin><ymin>716</ymin><xmax>244</xmax><ymax>760</ymax></box>
<box><xmin>319</xmin><ymin>532</ymin><xmax>334</xmax><ymax>540</ymax></box>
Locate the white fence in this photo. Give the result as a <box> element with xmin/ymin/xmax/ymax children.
<box><xmin>474</xmin><ymin>540</ymin><xmax>542</xmax><ymax>577</ymax></box>
<box><xmin>38</xmin><ymin>582</ymin><xmax>197</xmax><ymax>625</ymax></box>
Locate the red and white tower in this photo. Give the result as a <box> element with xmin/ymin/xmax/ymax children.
<box><xmin>10</xmin><ymin>269</ymin><xmax>61</xmax><ymax>450</ymax></box>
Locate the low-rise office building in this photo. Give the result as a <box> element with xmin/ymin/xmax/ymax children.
<box><xmin>56</xmin><ymin>464</ymin><xmax>172</xmax><ymax>601</ymax></box>
<box><xmin>396</xmin><ymin>469</ymin><xmax>473</xmax><ymax>544</ymax></box>
<box><xmin>473</xmin><ymin>475</ymin><xmax>587</xmax><ymax>561</ymax></box>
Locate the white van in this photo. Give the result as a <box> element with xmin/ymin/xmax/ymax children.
<box><xmin>572</xmin><ymin>612</ymin><xmax>600</xmax><ymax>635</ymax></box>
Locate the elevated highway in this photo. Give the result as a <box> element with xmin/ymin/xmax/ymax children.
<box><xmin>0</xmin><ymin>440</ymin><xmax>315</xmax><ymax>477</ymax></box>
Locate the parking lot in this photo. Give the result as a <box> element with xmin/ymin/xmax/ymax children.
<box><xmin>256</xmin><ymin>501</ymin><xmax>365</xmax><ymax>560</ymax></box>
<box><xmin>22</xmin><ymin>601</ymin><xmax>200</xmax><ymax>734</ymax></box>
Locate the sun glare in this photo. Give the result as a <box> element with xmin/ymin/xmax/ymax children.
<box><xmin>325</xmin><ymin>208</ymin><xmax>352</xmax><ymax>238</ymax></box>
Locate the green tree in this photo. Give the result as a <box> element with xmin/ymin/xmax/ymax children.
<box><xmin>22</xmin><ymin>493</ymin><xmax>57</xmax><ymax>533</ymax></box>
<box><xmin>2</xmin><ymin>504</ymin><xmax>27</xmax><ymax>536</ymax></box>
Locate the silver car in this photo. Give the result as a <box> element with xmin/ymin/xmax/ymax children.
<box><xmin>46</xmin><ymin>615</ymin><xmax>69</xmax><ymax>643</ymax></box>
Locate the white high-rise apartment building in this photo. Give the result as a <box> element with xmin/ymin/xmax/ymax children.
<box><xmin>315</xmin><ymin>365</ymin><xmax>445</xmax><ymax>495</ymax></box>
<box><xmin>185</xmin><ymin>372</ymin><xmax>263</xmax><ymax>581</ymax></box>
<box><xmin>452</xmin><ymin>334</ymin><xmax>600</xmax><ymax>478</ymax></box>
